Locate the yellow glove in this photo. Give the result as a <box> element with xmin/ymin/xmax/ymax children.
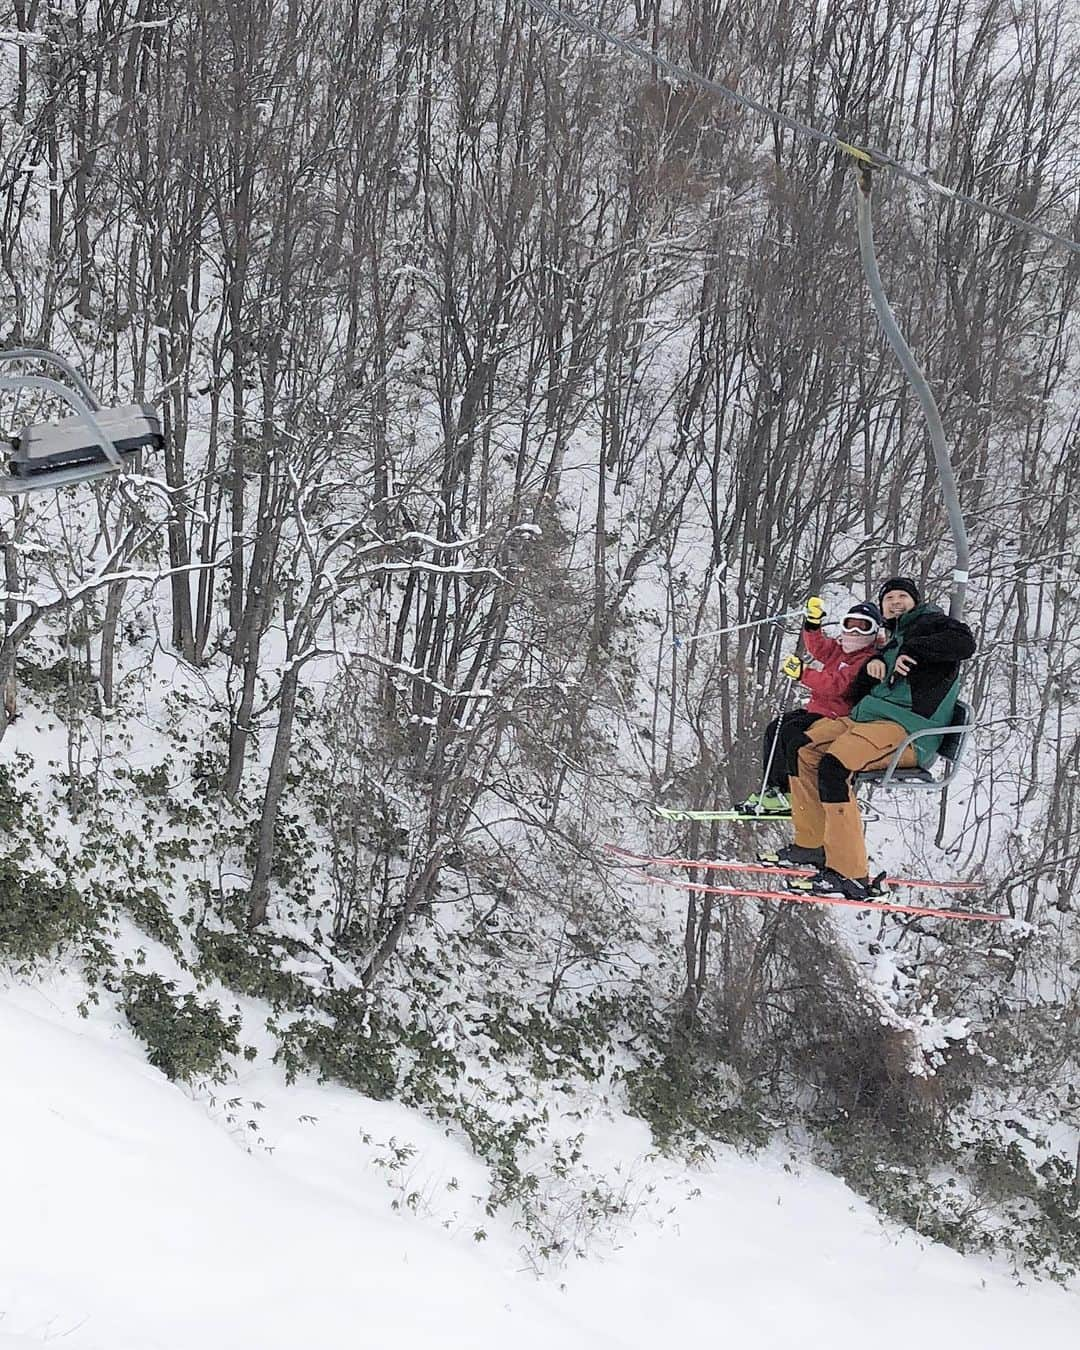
<box><xmin>804</xmin><ymin>595</ymin><xmax>826</xmax><ymax>622</ymax></box>
<box><xmin>781</xmin><ymin>654</ymin><xmax>804</xmax><ymax>680</ymax></box>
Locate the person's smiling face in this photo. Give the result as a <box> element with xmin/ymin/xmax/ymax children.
<box><xmin>881</xmin><ymin>589</ymin><xmax>917</xmax><ymax>621</ymax></box>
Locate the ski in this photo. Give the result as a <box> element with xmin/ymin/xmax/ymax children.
<box><xmin>628</xmin><ymin>869</ymin><xmax>1011</xmax><ymax>924</ymax></box>
<box><xmin>651</xmin><ymin>806</ymin><xmax>790</xmax><ymax>822</ymax></box>
<box><xmin>603</xmin><ymin>842</ymin><xmax>980</xmax><ymax>892</ymax></box>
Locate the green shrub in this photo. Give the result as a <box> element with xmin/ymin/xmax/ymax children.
<box><xmin>127</xmin><ymin>763</ymin><xmax>172</xmax><ymax>799</ymax></box>
<box><xmin>17</xmin><ymin>655</ymin><xmax>85</xmax><ymax>695</ymax></box>
<box><xmin>95</xmin><ymin>880</ymin><xmax>183</xmax><ymax>954</ymax></box>
<box><xmin>970</xmin><ymin>1133</ymin><xmax>1080</xmax><ymax>1282</ymax></box>
<box><xmin>196</xmin><ymin>928</ymin><xmax>311</xmax><ymax>1009</ymax></box>
<box><xmin>275</xmin><ymin>989</ymin><xmax>398</xmax><ymax>1099</ymax></box>
<box><xmin>122</xmin><ymin>971</ymin><xmax>243</xmax><ymax>1083</ymax></box>
<box><xmin>469</xmin><ymin>990</ymin><xmax>618</xmax><ymax>1083</ymax></box>
<box><xmin>623</xmin><ymin>1034</ymin><xmax>769</xmax><ymax>1160</ymax></box>
<box><xmin>820</xmin><ymin>1117</ymin><xmax>1080</xmax><ymax>1283</ymax></box>
<box><xmin>823</xmin><ymin>1123</ymin><xmax>988</xmax><ymax>1251</ymax></box>
<box><xmin>0</xmin><ymin>761</ymin><xmax>27</xmax><ymax>828</ymax></box>
<box><xmin>0</xmin><ymin>853</ymin><xmax>99</xmax><ymax>968</ymax></box>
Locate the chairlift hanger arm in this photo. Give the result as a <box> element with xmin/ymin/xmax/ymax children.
<box><xmin>0</xmin><ymin>348</ymin><xmax>103</xmax><ymax>409</ymax></box>
<box><xmin>856</xmin><ymin>701</ymin><xmax>977</xmax><ymax>793</ymax></box>
<box><xmin>854</xmin><ymin>166</ymin><xmax>970</xmax><ymax>621</ymax></box>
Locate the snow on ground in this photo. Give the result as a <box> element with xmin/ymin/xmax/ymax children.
<box><xmin>1</xmin><ymin>978</ymin><xmax>1077</xmax><ymax>1350</ymax></box>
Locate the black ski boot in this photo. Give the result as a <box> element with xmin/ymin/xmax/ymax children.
<box><xmin>758</xmin><ymin>843</ymin><xmax>825</xmax><ymax>869</ymax></box>
<box><xmin>799</xmin><ymin>868</ymin><xmax>888</xmax><ymax>901</ymax></box>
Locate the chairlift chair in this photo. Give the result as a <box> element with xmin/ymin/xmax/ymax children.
<box><xmin>0</xmin><ymin>348</ymin><xmax>162</xmax><ymax>494</ymax></box>
<box><xmin>852</xmin><ymin>170</ymin><xmax>980</xmax><ymax>808</ymax></box>
<box><xmin>855</xmin><ymin>699</ymin><xmax>975</xmax><ymax>794</ymax></box>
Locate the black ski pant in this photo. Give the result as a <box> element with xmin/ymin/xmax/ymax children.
<box><xmin>761</xmin><ymin>710</ymin><xmax>823</xmax><ymax>790</ymax></box>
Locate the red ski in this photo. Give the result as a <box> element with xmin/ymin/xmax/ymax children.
<box><xmin>627</xmin><ymin>869</ymin><xmax>1011</xmax><ymax>924</ymax></box>
<box><xmin>603</xmin><ymin>842</ymin><xmax>980</xmax><ymax>892</ymax></box>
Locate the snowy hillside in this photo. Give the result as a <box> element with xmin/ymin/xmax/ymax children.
<box><xmin>0</xmin><ymin>977</ymin><xmax>1074</xmax><ymax>1344</ymax></box>
<box><xmin>2</xmin><ymin>976</ymin><xmax>1078</xmax><ymax>1350</ymax></box>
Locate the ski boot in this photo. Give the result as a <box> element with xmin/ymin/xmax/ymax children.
<box><xmin>733</xmin><ymin>789</ymin><xmax>791</xmax><ymax>818</ymax></box>
<box><xmin>788</xmin><ymin>868</ymin><xmax>888</xmax><ymax>900</ymax></box>
<box><xmin>758</xmin><ymin>843</ymin><xmax>825</xmax><ymax>869</ymax></box>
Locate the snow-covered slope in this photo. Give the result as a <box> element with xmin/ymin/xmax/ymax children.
<box><xmin>2</xmin><ymin>979</ymin><xmax>1077</xmax><ymax>1350</ymax></box>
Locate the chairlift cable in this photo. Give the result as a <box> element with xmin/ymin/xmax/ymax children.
<box><xmin>524</xmin><ymin>0</ymin><xmax>1080</xmax><ymax>262</ymax></box>
<box><xmin>527</xmin><ymin>1</ymin><xmax>988</xmax><ymax>620</ymax></box>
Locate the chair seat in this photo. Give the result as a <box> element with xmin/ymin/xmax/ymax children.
<box><xmin>856</xmin><ymin>766</ymin><xmax>937</xmax><ymax>785</ymax></box>
<box><xmin>12</xmin><ymin>404</ymin><xmax>163</xmax><ymax>476</ymax></box>
<box><xmin>851</xmin><ymin>701</ymin><xmax>974</xmax><ymax>793</ymax></box>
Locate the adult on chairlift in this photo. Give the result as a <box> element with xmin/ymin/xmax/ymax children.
<box><xmin>763</xmin><ymin>577</ymin><xmax>976</xmax><ymax>901</ymax></box>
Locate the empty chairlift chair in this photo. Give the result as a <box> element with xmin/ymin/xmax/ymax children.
<box><xmin>854</xmin><ymin>699</ymin><xmax>975</xmax><ymax>793</ymax></box>
<box><xmin>0</xmin><ymin>348</ymin><xmax>162</xmax><ymax>494</ymax></box>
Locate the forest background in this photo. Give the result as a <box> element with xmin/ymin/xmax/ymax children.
<box><xmin>1</xmin><ymin>0</ymin><xmax>1079</xmax><ymax>1279</ymax></box>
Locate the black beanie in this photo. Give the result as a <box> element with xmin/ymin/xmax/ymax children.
<box><xmin>877</xmin><ymin>577</ymin><xmax>920</xmax><ymax>607</ymax></box>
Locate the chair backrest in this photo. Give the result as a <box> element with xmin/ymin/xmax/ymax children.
<box><xmin>936</xmin><ymin>699</ymin><xmax>972</xmax><ymax>765</ymax></box>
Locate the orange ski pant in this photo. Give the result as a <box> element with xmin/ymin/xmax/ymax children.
<box><xmin>790</xmin><ymin>716</ymin><xmax>918</xmax><ymax>880</ymax></box>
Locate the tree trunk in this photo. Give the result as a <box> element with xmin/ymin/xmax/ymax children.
<box><xmin>99</xmin><ymin>578</ymin><xmax>127</xmax><ymax>708</ymax></box>
<box><xmin>247</xmin><ymin>661</ymin><xmax>301</xmax><ymax>928</ymax></box>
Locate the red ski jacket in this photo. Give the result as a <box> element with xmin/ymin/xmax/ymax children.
<box><xmin>800</xmin><ymin>622</ymin><xmax>878</xmax><ymax>719</ymax></box>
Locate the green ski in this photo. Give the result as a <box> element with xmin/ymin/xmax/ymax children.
<box><xmin>651</xmin><ymin>806</ymin><xmax>791</xmax><ymax>823</ymax></box>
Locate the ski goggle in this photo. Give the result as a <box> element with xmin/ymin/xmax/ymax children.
<box><xmin>841</xmin><ymin>614</ymin><xmax>879</xmax><ymax>635</ymax></box>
